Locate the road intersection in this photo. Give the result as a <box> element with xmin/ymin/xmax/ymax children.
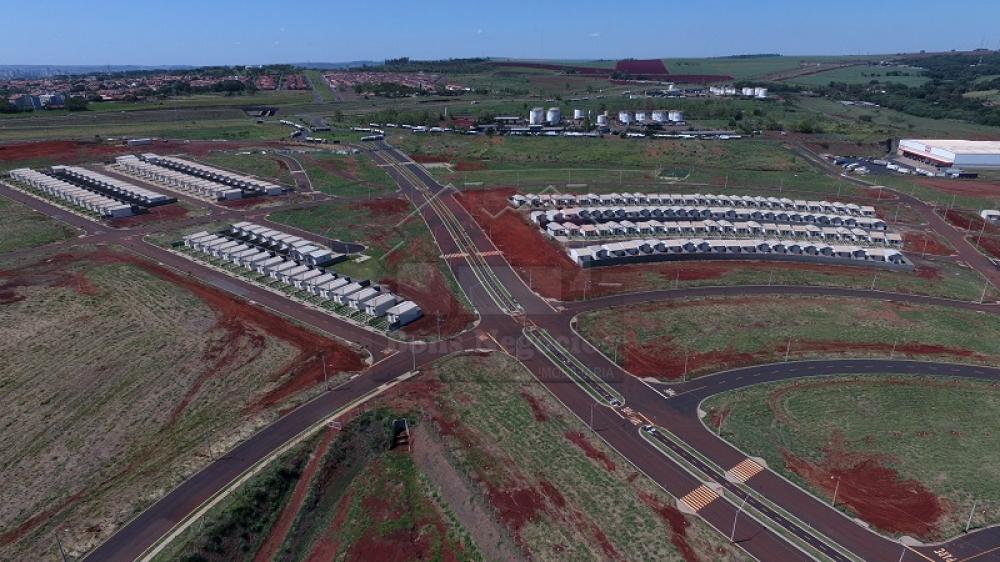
<box><xmin>7</xmin><ymin>141</ymin><xmax>998</xmax><ymax>562</ymax></box>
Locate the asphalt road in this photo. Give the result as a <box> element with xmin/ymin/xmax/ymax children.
<box><xmin>7</xmin><ymin>140</ymin><xmax>997</xmax><ymax>562</ymax></box>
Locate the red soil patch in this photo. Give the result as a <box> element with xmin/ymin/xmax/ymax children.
<box><xmin>615</xmin><ymin>332</ymin><xmax>983</xmax><ymax>380</ymax></box>
<box><xmin>521</xmin><ymin>390</ymin><xmax>548</xmax><ymax>422</ymax></box>
<box><xmin>384</xmin><ymin>268</ymin><xmax>474</xmax><ymax>338</ymax></box>
<box><xmin>539</xmin><ymin>480</ymin><xmax>567</xmax><ymax>509</ymax></box>
<box><xmin>943</xmin><ymin>209</ymin><xmax>1000</xmax><ymax>235</ymax></box>
<box><xmin>457</xmin><ymin>188</ymin><xmax>900</xmax><ymax>300</ymax></box>
<box><xmin>108</xmin><ymin>203</ymin><xmax>188</xmax><ymax>227</ymax></box>
<box><xmin>914</xmin><ymin>265</ymin><xmax>941</xmax><ymax>280</ymax></box>
<box><xmin>615</xmin><ymin>59</ymin><xmax>668</xmax><ymax>74</ymax></box>
<box><xmin>637</xmin><ymin>491</ymin><xmax>699</xmax><ymax>562</ymax></box>
<box><xmin>411</xmin><ymin>154</ymin><xmax>450</xmax><ymax>164</ymax></box>
<box><xmin>915</xmin><ymin>177</ymin><xmax>1000</xmax><ymax>198</ymax></box>
<box><xmin>976</xmin><ymin>236</ymin><xmax>1000</xmax><ymax>260</ymax></box>
<box><xmin>0</xmin><ymin>139</ymin><xmax>286</xmax><ymax>165</ymax></box>
<box><xmin>564</xmin><ymin>431</ymin><xmax>616</xmax><ymax>472</ymax></box>
<box><xmin>255</xmin><ymin>428</ymin><xmax>337</xmax><ymax>562</ymax></box>
<box><xmin>453</xmin><ymin>160</ymin><xmax>486</xmax><ymax>171</ymax></box>
<box><xmin>782</xmin><ymin>432</ymin><xmax>946</xmax><ymax>538</ymax></box>
<box><xmin>707</xmin><ymin>405</ymin><xmax>731</xmax><ymax>431</ymax></box>
<box><xmin>902</xmin><ymin>231</ymin><xmax>952</xmax><ymax>256</ymax></box>
<box><xmin>0</xmin><ymin>254</ymin><xmax>98</xmax><ymax>304</ymax></box>
<box><xmin>351</xmin><ymin>196</ymin><xmax>411</xmax><ymax>215</ymax></box>
<box><xmin>303</xmin><ymin>486</ymin><xmax>353</xmax><ymax>561</ymax></box>
<box><xmin>486</xmin><ymin>485</ymin><xmax>547</xmax><ymax>531</ymax></box>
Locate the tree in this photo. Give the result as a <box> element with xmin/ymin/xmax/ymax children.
<box><xmin>65</xmin><ymin>97</ymin><xmax>89</xmax><ymax>111</ymax></box>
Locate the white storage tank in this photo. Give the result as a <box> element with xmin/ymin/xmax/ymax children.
<box><xmin>573</xmin><ymin>108</ymin><xmax>585</xmax><ymax>120</ymax></box>
<box><xmin>651</xmin><ymin>110</ymin><xmax>667</xmax><ymax>122</ymax></box>
<box><xmin>546</xmin><ymin>107</ymin><xmax>561</xmax><ymax>125</ymax></box>
<box><xmin>596</xmin><ymin>114</ymin><xmax>609</xmax><ymax>126</ymax></box>
<box><xmin>754</xmin><ymin>87</ymin><xmax>768</xmax><ymax>99</ymax></box>
<box><xmin>668</xmin><ymin>110</ymin><xmax>684</xmax><ymax>122</ymax></box>
<box><xmin>618</xmin><ymin>111</ymin><xmax>633</xmax><ymax>124</ymax></box>
<box><xmin>529</xmin><ymin>107</ymin><xmax>545</xmax><ymax>125</ymax></box>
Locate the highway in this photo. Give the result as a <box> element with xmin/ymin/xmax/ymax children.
<box><xmin>6</xmin><ymin>140</ymin><xmax>996</xmax><ymax>562</ymax></box>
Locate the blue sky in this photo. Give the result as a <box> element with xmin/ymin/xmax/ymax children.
<box><xmin>4</xmin><ymin>0</ymin><xmax>999</xmax><ymax>65</ymax></box>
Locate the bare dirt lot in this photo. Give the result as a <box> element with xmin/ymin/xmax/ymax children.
<box><xmin>0</xmin><ymin>247</ymin><xmax>362</xmax><ymax>559</ymax></box>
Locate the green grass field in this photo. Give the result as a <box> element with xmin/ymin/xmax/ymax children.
<box><xmin>577</xmin><ymin>296</ymin><xmax>1000</xmax><ymax>378</ymax></box>
<box><xmin>0</xmin><ymin>193</ymin><xmax>79</xmax><ymax>253</ymax></box>
<box><xmin>426</xmin><ymin>352</ymin><xmax>741</xmax><ymax>561</ymax></box>
<box><xmin>303</xmin><ymin>69</ymin><xmax>336</xmax><ymax>103</ymax></box>
<box><xmin>789</xmin><ymin>65</ymin><xmax>929</xmax><ymax>87</ymax></box>
<box><xmin>155</xmin><ymin>410</ymin><xmax>478</xmax><ymax>562</ymax></box>
<box><xmin>296</xmin><ymin>151</ymin><xmax>398</xmax><ymax>198</ymax></box>
<box><xmin>663</xmin><ymin>55</ymin><xmax>877</xmax><ymax>80</ymax></box>
<box><xmin>197</xmin><ymin>150</ymin><xmax>294</xmax><ymax>185</ymax></box>
<box><xmin>702</xmin><ymin>376</ymin><xmax>1000</xmax><ymax>539</ymax></box>
<box><xmin>398</xmin><ymin>135</ymin><xmax>863</xmax><ymax>197</ymax></box>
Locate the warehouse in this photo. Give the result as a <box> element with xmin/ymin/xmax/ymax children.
<box><xmin>981</xmin><ymin>210</ymin><xmax>1000</xmax><ymax>224</ymax></box>
<box><xmin>898</xmin><ymin>139</ymin><xmax>1000</xmax><ymax>169</ymax></box>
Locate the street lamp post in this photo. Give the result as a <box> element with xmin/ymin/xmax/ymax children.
<box><xmin>731</xmin><ymin>495</ymin><xmax>748</xmax><ymax>542</ymax></box>
<box><xmin>831</xmin><ymin>476</ymin><xmax>841</xmax><ymax>507</ymax></box>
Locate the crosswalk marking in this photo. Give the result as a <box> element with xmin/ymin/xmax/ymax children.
<box><xmin>726</xmin><ymin>459</ymin><xmax>765</xmax><ymax>483</ymax></box>
<box><xmin>442</xmin><ymin>250</ymin><xmax>503</xmax><ymax>259</ymax></box>
<box><xmin>679</xmin><ymin>485</ymin><xmax>720</xmax><ymax>513</ymax></box>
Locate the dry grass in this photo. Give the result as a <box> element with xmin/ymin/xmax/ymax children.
<box><xmin>0</xmin><ymin>256</ymin><xmax>304</xmax><ymax>559</ymax></box>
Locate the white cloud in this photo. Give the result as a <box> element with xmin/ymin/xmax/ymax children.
<box><xmin>588</xmin><ymin>32</ymin><xmax>601</xmax><ymax>37</ymax></box>
<box><xmin>477</xmin><ymin>28</ymin><xmax>483</xmax><ymax>35</ymax></box>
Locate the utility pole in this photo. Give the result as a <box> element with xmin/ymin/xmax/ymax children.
<box><xmin>784</xmin><ymin>338</ymin><xmax>792</xmax><ymax>362</ymax></box>
<box><xmin>682</xmin><ymin>349</ymin><xmax>689</xmax><ymax>380</ymax></box>
<box><xmin>890</xmin><ymin>338</ymin><xmax>897</xmax><ymax>359</ymax></box>
<box><xmin>831</xmin><ymin>476</ymin><xmax>841</xmax><ymax>506</ymax></box>
<box><xmin>921</xmin><ymin>237</ymin><xmax>929</xmax><ymax>257</ymax></box>
<box><xmin>55</xmin><ymin>532</ymin><xmax>68</xmax><ymax>562</ymax></box>
<box><xmin>731</xmin><ymin>495</ymin><xmax>748</xmax><ymax>542</ymax></box>
<box><xmin>321</xmin><ymin>351</ymin><xmax>329</xmax><ymax>390</ymax></box>
<box><xmin>966</xmin><ymin>500</ymin><xmax>978</xmax><ymax>532</ymax></box>
<box><xmin>977</xmin><ymin>218</ymin><xmax>988</xmax><ymax>245</ymax></box>
<box><xmin>871</xmin><ymin>272</ymin><xmax>879</xmax><ymax>291</ymax></box>
<box><xmin>768</xmin><ymin>270</ymin><xmax>774</xmax><ymax>286</ymax></box>
<box><xmin>981</xmin><ymin>281</ymin><xmax>990</xmax><ymax>304</ymax></box>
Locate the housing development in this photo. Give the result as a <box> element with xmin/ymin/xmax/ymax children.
<box><xmin>4</xmin><ymin>6</ymin><xmax>1000</xmax><ymax>562</ymax></box>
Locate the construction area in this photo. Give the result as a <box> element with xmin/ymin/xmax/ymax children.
<box><xmin>113</xmin><ymin>153</ymin><xmax>285</xmax><ymax>201</ymax></box>
<box><xmin>511</xmin><ymin>191</ymin><xmax>911</xmax><ymax>270</ymax></box>
<box><xmin>180</xmin><ymin>222</ymin><xmax>422</xmax><ymax>329</ymax></box>
<box><xmin>6</xmin><ymin>165</ymin><xmax>176</xmax><ymax>218</ymax></box>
